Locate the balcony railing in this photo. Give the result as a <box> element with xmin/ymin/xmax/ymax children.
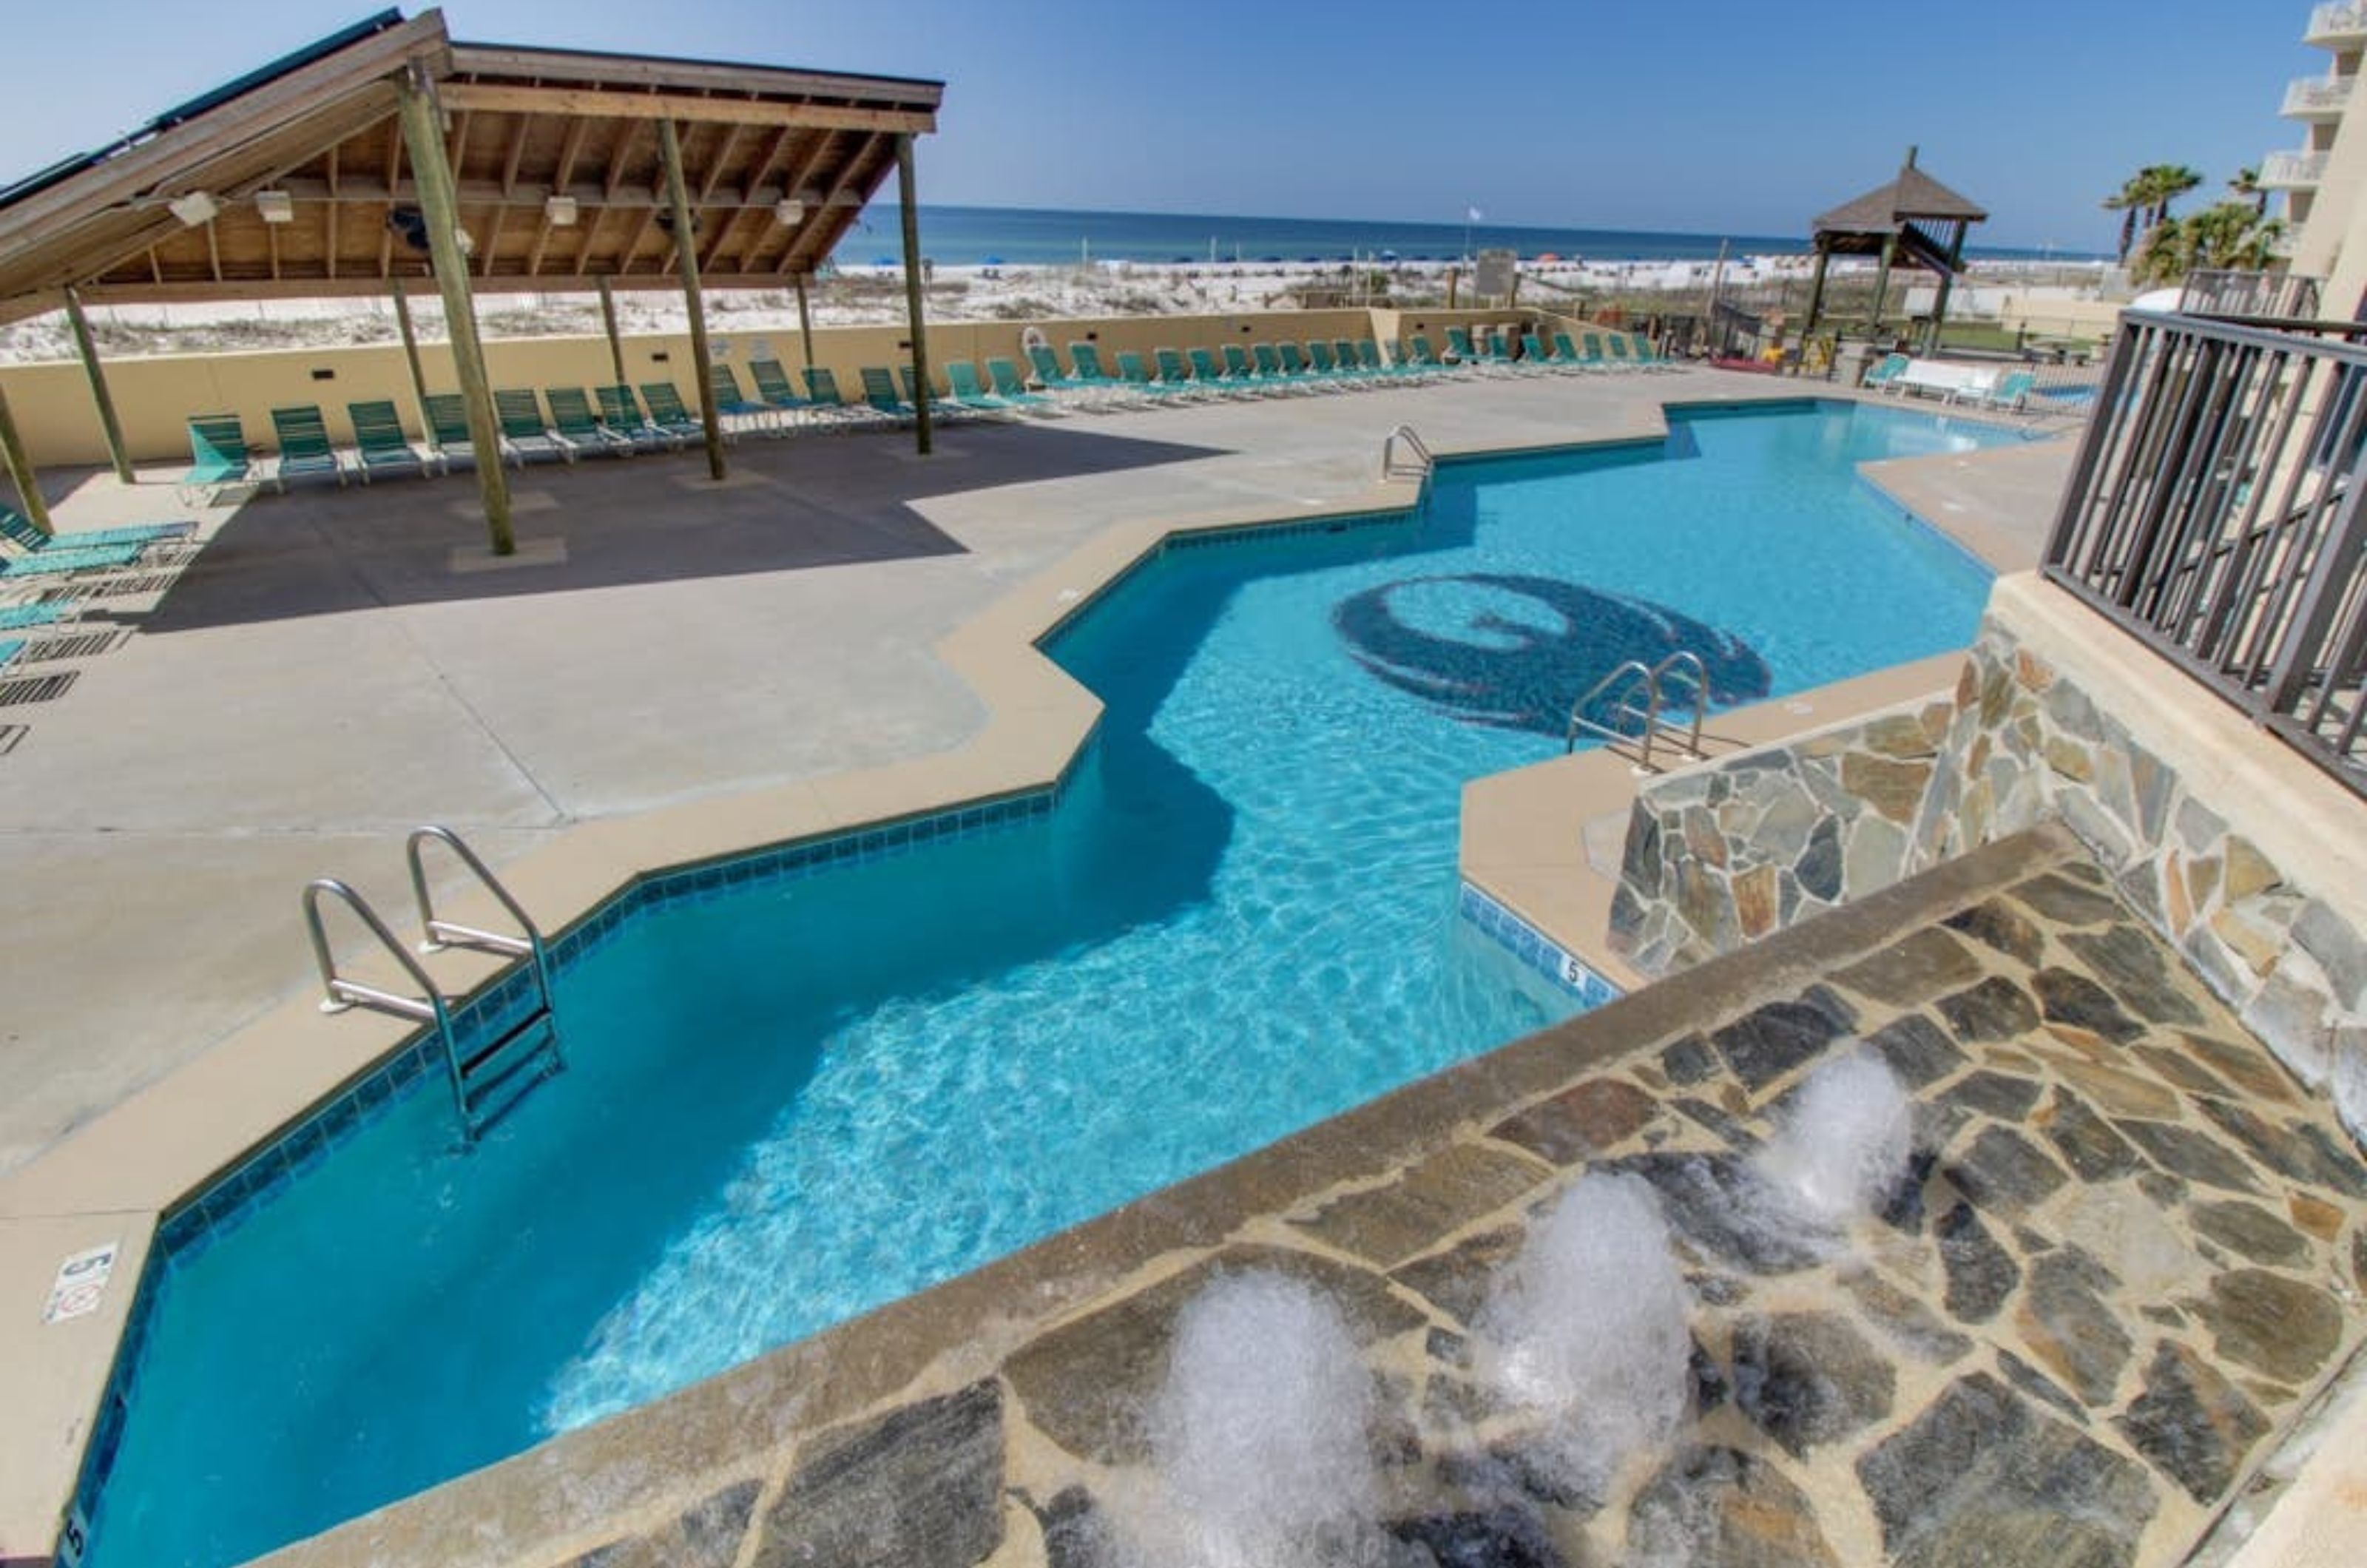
<box><xmin>2307</xmin><ymin>3</ymin><xmax>2367</xmax><ymax>45</ymax></box>
<box><xmin>2283</xmin><ymin>75</ymin><xmax>2357</xmax><ymax>118</ymax></box>
<box><xmin>2181</xmin><ymin>269</ymin><xmax>2323</xmax><ymax>320</ymax></box>
<box><xmin>2045</xmin><ymin>311</ymin><xmax>2367</xmax><ymax>793</ymax></box>
<box><xmin>2261</xmin><ymin>150</ymin><xmax>2331</xmax><ymax>188</ymax></box>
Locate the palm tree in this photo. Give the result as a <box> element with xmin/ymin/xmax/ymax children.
<box><xmin>2230</xmin><ymin>166</ymin><xmax>2266</xmax><ymax>216</ymax></box>
<box><xmin>2102</xmin><ymin>176</ymin><xmax>2147</xmax><ymax>263</ymax></box>
<box><xmin>2133</xmin><ymin>201</ymin><xmax>2287</xmax><ymax>287</ymax></box>
<box><xmin>2143</xmin><ymin>165</ymin><xmax>2205</xmax><ymax>229</ymax></box>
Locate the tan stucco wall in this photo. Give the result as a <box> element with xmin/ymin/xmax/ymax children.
<box><xmin>0</xmin><ymin>308</ymin><xmax>1436</xmax><ymax>468</ymax></box>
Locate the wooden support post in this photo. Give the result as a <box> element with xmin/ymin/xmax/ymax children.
<box><xmin>399</xmin><ymin>66</ymin><xmax>513</xmax><ymax>555</ymax></box>
<box><xmin>0</xmin><ymin>380</ymin><xmax>53</xmax><ymax>535</ymax></box>
<box><xmin>1802</xmin><ymin>243</ymin><xmax>1831</xmax><ymax>338</ymax></box>
<box><xmin>596</xmin><ymin>274</ymin><xmax>627</xmax><ymax>388</ymax></box>
<box><xmin>1447</xmin><ymin>266</ymin><xmax>1459</xmax><ymax>309</ymax></box>
<box><xmin>1870</xmin><ymin>233</ymin><xmax>1897</xmax><ymax>342</ymax></box>
<box><xmin>794</xmin><ymin>274</ymin><xmax>815</xmax><ymax>370</ymax></box>
<box><xmin>896</xmin><ymin>135</ymin><xmax>933</xmax><ymax>457</ymax></box>
<box><xmin>658</xmin><ymin>117</ymin><xmax>727</xmax><ymax>481</ymax></box>
<box><xmin>389</xmin><ymin>275</ymin><xmax>433</xmax><ymax>435</ymax></box>
<box><xmin>63</xmin><ymin>288</ymin><xmax>133</xmax><ymax>486</ymax></box>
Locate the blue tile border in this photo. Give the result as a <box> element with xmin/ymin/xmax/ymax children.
<box><xmin>1457</xmin><ymin>882</ymin><xmax>1623</xmax><ymax>1010</ymax></box>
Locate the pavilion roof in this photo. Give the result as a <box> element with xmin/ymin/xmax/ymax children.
<box><xmin>0</xmin><ymin>7</ymin><xmax>942</xmax><ymax>325</ymax></box>
<box><xmin>1813</xmin><ymin>161</ymin><xmax>1989</xmax><ymax>237</ymax></box>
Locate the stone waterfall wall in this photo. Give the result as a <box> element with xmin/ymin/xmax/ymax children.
<box><xmin>1607</xmin><ymin>615</ymin><xmax>2367</xmax><ymax>1136</ymax></box>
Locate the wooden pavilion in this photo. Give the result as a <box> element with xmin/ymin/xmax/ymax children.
<box><xmin>1800</xmin><ymin>148</ymin><xmax>1986</xmax><ymax>353</ymax></box>
<box><xmin>0</xmin><ymin>7</ymin><xmax>944</xmax><ymax>553</ymax></box>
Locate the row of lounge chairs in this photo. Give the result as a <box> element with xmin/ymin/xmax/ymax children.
<box><xmin>0</xmin><ymin>503</ymin><xmax>192</xmax><ymax>583</ymax></box>
<box><xmin>173</xmin><ymin>325</ymin><xmax>1682</xmax><ymax>496</ymax></box>
<box><xmin>1863</xmin><ymin>354</ymin><xmax>2039</xmax><ymax>413</ymax></box>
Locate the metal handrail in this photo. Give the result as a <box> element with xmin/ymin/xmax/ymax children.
<box><xmin>303</xmin><ymin>878</ymin><xmax>450</xmax><ymax>1024</ymax></box>
<box><xmin>1382</xmin><ymin>423</ymin><xmax>1436</xmax><ymax>485</ymax></box>
<box><xmin>407</xmin><ymin>824</ymin><xmax>560</xmax><ymax>1075</ymax></box>
<box><xmin>1566</xmin><ymin>652</ymin><xmax>1711</xmax><ymax>769</ymax></box>
<box><xmin>408</xmin><ymin>825</ymin><xmax>544</xmax><ymax>960</ymax></box>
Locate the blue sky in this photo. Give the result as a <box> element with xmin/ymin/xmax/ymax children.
<box><xmin>0</xmin><ymin>0</ymin><xmax>2321</xmax><ymax>250</ymax></box>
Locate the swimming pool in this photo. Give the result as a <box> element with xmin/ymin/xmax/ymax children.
<box><xmin>83</xmin><ymin>402</ymin><xmax>2016</xmax><ymax>1567</ymax></box>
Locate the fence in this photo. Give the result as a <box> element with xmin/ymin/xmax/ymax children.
<box><xmin>2043</xmin><ymin>309</ymin><xmax>2367</xmax><ymax>794</ymax></box>
<box><xmin>2181</xmin><ymin>268</ymin><xmax>2324</xmax><ymax>322</ymax></box>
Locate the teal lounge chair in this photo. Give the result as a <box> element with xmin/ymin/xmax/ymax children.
<box><xmin>422</xmin><ymin>394</ymin><xmax>481</xmax><ymax>467</ymax></box>
<box><xmin>1152</xmin><ymin>348</ymin><xmax>1219</xmax><ymax>397</ymax></box>
<box><xmin>598</xmin><ymin>385</ymin><xmax>685</xmax><ymax>450</ymax></box>
<box><xmin>747</xmin><ymin>359</ymin><xmax>816</xmax><ymax>420</ymax></box>
<box><xmin>1115</xmin><ymin>350</ymin><xmax>1187</xmax><ymax>401</ymax></box>
<box><xmin>0</xmin><ymin>602</ymin><xmax>70</xmax><ymax>632</ymax></box>
<box><xmin>707</xmin><ymin>365</ymin><xmax>777</xmax><ymax>433</ymax></box>
<box><xmin>1220</xmin><ymin>343</ymin><xmax>1269</xmax><ymax>391</ymax></box>
<box><xmin>1304</xmin><ymin>340</ymin><xmax>1354</xmax><ymax>384</ymax></box>
<box><xmin>1254</xmin><ymin>342</ymin><xmax>1323</xmax><ymax>393</ymax></box>
<box><xmin>1188</xmin><ymin>347</ymin><xmax>1253</xmax><ymax>396</ymax></box>
<box><xmin>181</xmin><ymin>414</ymin><xmax>252</xmax><ymax>503</ymax></box>
<box><xmin>268</xmin><ymin>405</ymin><xmax>346</xmax><ymax>491</ymax></box>
<box><xmin>1863</xmin><ymin>352</ymin><xmax>1911</xmax><ymax>391</ymax></box>
<box><xmin>1983</xmin><ymin>371</ymin><xmax>2039</xmax><ymax>412</ymax></box>
<box><xmin>0</xmin><ymin>638</ymin><xmax>23</xmax><ymax>672</ymax></box>
<box><xmin>943</xmin><ymin>361</ymin><xmax>1017</xmax><ymax>415</ymax></box>
<box><xmin>0</xmin><ymin>504</ymin><xmax>191</xmax><ymax>554</ymax></box>
<box><xmin>858</xmin><ymin>366</ymin><xmax>917</xmax><ymax>422</ymax></box>
<box><xmin>493</xmin><ymin>389</ymin><xmax>575</xmax><ymax>465</ymax></box>
<box><xmin>897</xmin><ymin>365</ymin><xmax>945</xmax><ymax>418</ymax></box>
<box><xmin>546</xmin><ymin>388</ymin><xmax>636</xmax><ymax>456</ymax></box>
<box><xmin>1024</xmin><ymin>344</ymin><xmax>1093</xmax><ymax>401</ymax></box>
<box><xmin>1274</xmin><ymin>342</ymin><xmax>1338</xmax><ymax>391</ymax></box>
<box><xmin>1</xmin><ymin>542</ymin><xmax>142</xmax><ymax>579</ymax></box>
<box><xmin>1066</xmin><ymin>343</ymin><xmax>1135</xmax><ymax>399</ymax></box>
<box><xmin>345</xmin><ymin>400</ymin><xmax>434</xmax><ymax>480</ymax></box>
<box><xmin>799</xmin><ymin>368</ymin><xmax>871</xmax><ymax>422</ymax></box>
<box><xmin>985</xmin><ymin>358</ymin><xmax>1058</xmax><ymax>411</ymax></box>
<box><xmin>1627</xmin><ymin>334</ymin><xmax>1678</xmax><ymax>371</ymax></box>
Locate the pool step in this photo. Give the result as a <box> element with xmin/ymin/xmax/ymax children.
<box><xmin>459</xmin><ymin>1011</ymin><xmax>563</xmax><ymax>1138</ymax></box>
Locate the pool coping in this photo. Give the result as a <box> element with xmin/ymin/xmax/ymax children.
<box><xmin>0</xmin><ymin>381</ymin><xmax>2060</xmax><ymax>1564</ymax></box>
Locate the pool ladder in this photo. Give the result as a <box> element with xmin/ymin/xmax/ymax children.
<box><xmin>302</xmin><ymin>826</ymin><xmax>564</xmax><ymax>1144</ymax></box>
<box><xmin>1566</xmin><ymin>652</ymin><xmax>1709</xmax><ymax>770</ymax></box>
<box><xmin>1381</xmin><ymin>424</ymin><xmax>1436</xmax><ymax>507</ymax></box>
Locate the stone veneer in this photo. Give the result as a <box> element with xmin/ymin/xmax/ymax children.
<box><xmin>1610</xmin><ymin>599</ymin><xmax>2367</xmax><ymax>1146</ymax></box>
<box><xmin>514</xmin><ymin>835</ymin><xmax>2367</xmax><ymax>1568</ymax></box>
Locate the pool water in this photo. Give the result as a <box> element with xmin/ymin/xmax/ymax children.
<box><xmin>87</xmin><ymin>402</ymin><xmax>2013</xmax><ymax>1567</ymax></box>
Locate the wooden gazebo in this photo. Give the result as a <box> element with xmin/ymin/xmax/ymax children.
<box><xmin>1800</xmin><ymin>147</ymin><xmax>1986</xmax><ymax>352</ymax></box>
<box><xmin>0</xmin><ymin>7</ymin><xmax>944</xmax><ymax>554</ymax></box>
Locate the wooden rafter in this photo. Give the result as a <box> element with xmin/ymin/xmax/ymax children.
<box><xmin>763</xmin><ymin>129</ymin><xmax>841</xmax><ymax>272</ymax></box>
<box><xmin>438</xmin><ymin>83</ymin><xmax>933</xmax><ymax>135</ymax></box>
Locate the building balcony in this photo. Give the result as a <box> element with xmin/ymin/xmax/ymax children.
<box><xmin>2283</xmin><ymin>75</ymin><xmax>2357</xmax><ymax>119</ymax></box>
<box><xmin>2260</xmin><ymin>150</ymin><xmax>2331</xmax><ymax>189</ymax></box>
<box><xmin>2306</xmin><ymin>3</ymin><xmax>2367</xmax><ymax>47</ymax></box>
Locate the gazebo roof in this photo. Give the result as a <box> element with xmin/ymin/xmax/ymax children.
<box><xmin>0</xmin><ymin>7</ymin><xmax>942</xmax><ymax>325</ymax></box>
<box><xmin>1813</xmin><ymin>160</ymin><xmax>1988</xmax><ymax>237</ymax></box>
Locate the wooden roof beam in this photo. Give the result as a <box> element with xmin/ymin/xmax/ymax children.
<box><xmin>445</xmin><ymin>44</ymin><xmax>942</xmax><ymax>108</ymax></box>
<box><xmin>436</xmin><ymin>83</ymin><xmax>935</xmax><ymax>135</ymax></box>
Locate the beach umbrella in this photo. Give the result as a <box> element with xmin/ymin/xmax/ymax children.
<box><xmin>871</xmin><ymin>255</ymin><xmax>897</xmax><ymax>267</ymax></box>
<box><xmin>983</xmin><ymin>255</ymin><xmax>1004</xmax><ymax>266</ymax></box>
<box><xmin>1536</xmin><ymin>252</ymin><xmax>1561</xmax><ymax>263</ymax></box>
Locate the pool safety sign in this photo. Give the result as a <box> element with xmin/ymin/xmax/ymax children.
<box><xmin>43</xmin><ymin>1242</ymin><xmax>118</xmax><ymax>1324</ymax></box>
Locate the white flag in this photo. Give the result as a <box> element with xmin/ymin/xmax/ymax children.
<box><xmin>1467</xmin><ymin>206</ymin><xmax>1484</xmax><ymax>223</ymax></box>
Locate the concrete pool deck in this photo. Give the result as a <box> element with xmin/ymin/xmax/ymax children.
<box><xmin>0</xmin><ymin>367</ymin><xmax>2072</xmax><ymax>1562</ymax></box>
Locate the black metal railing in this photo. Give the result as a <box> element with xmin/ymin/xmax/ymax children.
<box><xmin>2181</xmin><ymin>268</ymin><xmax>2324</xmax><ymax>322</ymax></box>
<box><xmin>2044</xmin><ymin>310</ymin><xmax>2367</xmax><ymax>794</ymax></box>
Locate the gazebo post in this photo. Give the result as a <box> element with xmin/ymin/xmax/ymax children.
<box><xmin>0</xmin><ymin>380</ymin><xmax>54</xmax><ymax>535</ymax></box>
<box><xmin>596</xmin><ymin>275</ymin><xmax>627</xmax><ymax>389</ymax></box>
<box><xmin>794</xmin><ymin>275</ymin><xmax>816</xmax><ymax>372</ymax></box>
<box><xmin>657</xmin><ymin>116</ymin><xmax>727</xmax><ymax>483</ymax></box>
<box><xmin>63</xmin><ymin>287</ymin><xmax>134</xmax><ymax>486</ymax></box>
<box><xmin>1928</xmin><ymin>220</ymin><xmax>1968</xmax><ymax>356</ymax></box>
<box><xmin>388</xmin><ymin>275</ymin><xmax>433</xmax><ymax>437</ymax></box>
<box><xmin>1803</xmin><ymin>240</ymin><xmax>1831</xmax><ymax>339</ymax></box>
<box><xmin>896</xmin><ymin>134</ymin><xmax>933</xmax><ymax>457</ymax></box>
<box><xmin>398</xmin><ymin>64</ymin><xmax>514</xmax><ymax>555</ymax></box>
<box><xmin>1870</xmin><ymin>233</ymin><xmax>1897</xmax><ymax>343</ymax></box>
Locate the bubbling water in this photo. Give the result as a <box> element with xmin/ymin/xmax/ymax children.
<box><xmin>1144</xmin><ymin>1271</ymin><xmax>1380</xmax><ymax>1567</ymax></box>
<box><xmin>1753</xmin><ymin>1052</ymin><xmax>1914</xmax><ymax>1230</ymax></box>
<box><xmin>1472</xmin><ymin>1172</ymin><xmax>1693</xmax><ymax>1498</ymax></box>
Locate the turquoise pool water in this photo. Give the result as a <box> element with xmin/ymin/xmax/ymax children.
<box><xmin>86</xmin><ymin>402</ymin><xmax>2014</xmax><ymax>1567</ymax></box>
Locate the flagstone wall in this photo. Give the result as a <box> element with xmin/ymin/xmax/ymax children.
<box><xmin>1609</xmin><ymin>593</ymin><xmax>2367</xmax><ymax>1146</ymax></box>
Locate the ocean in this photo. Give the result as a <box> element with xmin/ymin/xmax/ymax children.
<box><xmin>826</xmin><ymin>203</ymin><xmax>2096</xmax><ymax>268</ymax></box>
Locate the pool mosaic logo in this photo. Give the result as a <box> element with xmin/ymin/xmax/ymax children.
<box><xmin>1331</xmin><ymin>573</ymin><xmax>1771</xmax><ymax>735</ymax></box>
